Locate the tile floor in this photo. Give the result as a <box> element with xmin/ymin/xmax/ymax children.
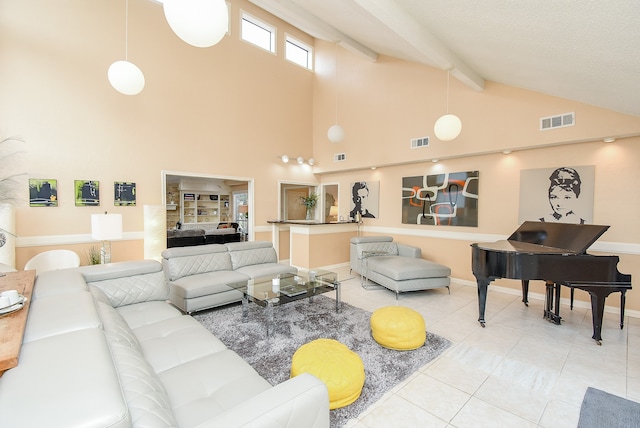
<box><xmin>326</xmin><ymin>266</ymin><xmax>640</xmax><ymax>428</ymax></box>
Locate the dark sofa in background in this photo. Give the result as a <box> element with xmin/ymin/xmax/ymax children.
<box><xmin>167</xmin><ymin>224</ymin><xmax>241</xmax><ymax>248</ymax></box>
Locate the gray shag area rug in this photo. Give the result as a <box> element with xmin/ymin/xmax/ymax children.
<box><xmin>193</xmin><ymin>295</ymin><xmax>451</xmax><ymax>427</ymax></box>
<box><xmin>578</xmin><ymin>387</ymin><xmax>640</xmax><ymax>428</ymax></box>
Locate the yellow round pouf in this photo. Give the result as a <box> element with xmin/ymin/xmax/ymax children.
<box><xmin>290</xmin><ymin>338</ymin><xmax>365</xmax><ymax>410</ymax></box>
<box><xmin>370</xmin><ymin>306</ymin><xmax>426</xmax><ymax>350</ymax></box>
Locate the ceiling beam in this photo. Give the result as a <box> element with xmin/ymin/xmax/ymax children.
<box><xmin>249</xmin><ymin>0</ymin><xmax>378</xmax><ymax>61</ymax></box>
<box><xmin>353</xmin><ymin>0</ymin><xmax>485</xmax><ymax>91</ymax></box>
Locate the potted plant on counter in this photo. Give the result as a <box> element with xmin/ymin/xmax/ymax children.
<box><xmin>299</xmin><ymin>193</ymin><xmax>318</xmax><ymax>220</ymax></box>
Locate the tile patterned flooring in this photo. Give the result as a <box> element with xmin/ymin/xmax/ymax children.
<box><xmin>327</xmin><ymin>267</ymin><xmax>640</xmax><ymax>428</ymax></box>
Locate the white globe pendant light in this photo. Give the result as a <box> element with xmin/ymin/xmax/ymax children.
<box><xmin>434</xmin><ymin>70</ymin><xmax>462</xmax><ymax>141</ymax></box>
<box><xmin>434</xmin><ymin>114</ymin><xmax>462</xmax><ymax>141</ymax></box>
<box><xmin>108</xmin><ymin>0</ymin><xmax>145</xmax><ymax>96</ymax></box>
<box><xmin>108</xmin><ymin>61</ymin><xmax>145</xmax><ymax>95</ymax></box>
<box><xmin>163</xmin><ymin>0</ymin><xmax>229</xmax><ymax>48</ymax></box>
<box><xmin>328</xmin><ymin>124</ymin><xmax>345</xmax><ymax>143</ymax></box>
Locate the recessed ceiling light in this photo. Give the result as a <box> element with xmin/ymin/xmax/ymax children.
<box><xmin>603</xmin><ymin>137</ymin><xmax>616</xmax><ymax>143</ymax></box>
<box><xmin>502</xmin><ymin>150</ymin><xmax>512</xmax><ymax>154</ymax></box>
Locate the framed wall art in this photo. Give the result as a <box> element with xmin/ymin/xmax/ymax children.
<box><xmin>114</xmin><ymin>181</ymin><xmax>136</xmax><ymax>206</ymax></box>
<box><xmin>349</xmin><ymin>181</ymin><xmax>379</xmax><ymax>219</ymax></box>
<box><xmin>75</xmin><ymin>180</ymin><xmax>100</xmax><ymax>206</ymax></box>
<box><xmin>518</xmin><ymin>165</ymin><xmax>594</xmax><ymax>224</ymax></box>
<box><xmin>29</xmin><ymin>179</ymin><xmax>58</xmax><ymax>207</ymax></box>
<box><xmin>402</xmin><ymin>171</ymin><xmax>479</xmax><ymax>226</ymax></box>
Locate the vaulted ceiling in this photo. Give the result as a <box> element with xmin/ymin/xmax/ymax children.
<box><xmin>250</xmin><ymin>0</ymin><xmax>640</xmax><ymax>117</ymax></box>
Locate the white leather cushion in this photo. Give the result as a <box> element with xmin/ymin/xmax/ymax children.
<box><xmin>229</xmin><ymin>247</ymin><xmax>277</xmax><ymax>269</ymax></box>
<box><xmin>162</xmin><ymin>251</ymin><xmax>233</xmax><ymax>281</ymax></box>
<box><xmin>108</xmin><ymin>339</ymin><xmax>179</xmax><ymax>428</ymax></box>
<box><xmin>132</xmin><ymin>315</ymin><xmax>228</xmax><ymax>374</ymax></box>
<box><xmin>23</xmin><ymin>290</ymin><xmax>101</xmax><ymax>343</ymax></box>
<box><xmin>356</xmin><ymin>242</ymin><xmax>399</xmax><ymax>258</ymax></box>
<box><xmin>117</xmin><ymin>301</ymin><xmax>182</xmax><ymax>329</ymax></box>
<box><xmin>0</xmin><ymin>329</ymin><xmax>130</xmax><ymax>428</ymax></box>
<box><xmin>32</xmin><ymin>269</ymin><xmax>88</xmax><ymax>299</ymax></box>
<box><xmin>195</xmin><ymin>373</ymin><xmax>330</xmax><ymax>428</ymax></box>
<box><xmin>97</xmin><ymin>301</ymin><xmax>143</xmax><ymax>353</ymax></box>
<box><xmin>79</xmin><ymin>260</ymin><xmax>162</xmax><ymax>282</ymax></box>
<box><xmin>369</xmin><ymin>256</ymin><xmax>451</xmax><ymax>280</ymax></box>
<box><xmin>350</xmin><ymin>235</ymin><xmax>393</xmax><ymax>244</ymax></box>
<box><xmin>90</xmin><ymin>284</ymin><xmax>112</xmax><ymax>305</ymax></box>
<box><xmin>99</xmin><ymin>302</ymin><xmax>178</xmax><ymax>428</ymax></box>
<box><xmin>170</xmin><ymin>270</ymin><xmax>249</xmax><ymax>299</ymax></box>
<box><xmin>89</xmin><ymin>271</ymin><xmax>169</xmax><ymax>307</ymax></box>
<box><xmin>235</xmin><ymin>263</ymin><xmax>297</xmax><ymax>279</ymax></box>
<box><xmin>159</xmin><ymin>350</ymin><xmax>272</xmax><ymax>428</ymax></box>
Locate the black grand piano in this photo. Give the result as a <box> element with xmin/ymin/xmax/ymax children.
<box><xmin>471</xmin><ymin>221</ymin><xmax>632</xmax><ymax>345</ymax></box>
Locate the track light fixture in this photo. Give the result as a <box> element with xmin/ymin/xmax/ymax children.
<box><xmin>278</xmin><ymin>155</ymin><xmax>315</xmax><ymax>166</ymax></box>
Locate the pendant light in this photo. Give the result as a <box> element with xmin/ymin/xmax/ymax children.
<box><xmin>163</xmin><ymin>0</ymin><xmax>228</xmax><ymax>48</ymax></box>
<box><xmin>328</xmin><ymin>43</ymin><xmax>345</xmax><ymax>143</ymax></box>
<box><xmin>434</xmin><ymin>70</ymin><xmax>462</xmax><ymax>141</ymax></box>
<box><xmin>108</xmin><ymin>0</ymin><xmax>145</xmax><ymax>96</ymax></box>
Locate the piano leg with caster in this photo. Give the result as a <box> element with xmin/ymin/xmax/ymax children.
<box><xmin>475</xmin><ymin>276</ymin><xmax>491</xmax><ymax>327</ymax></box>
<box><xmin>521</xmin><ymin>280</ymin><xmax>529</xmax><ymax>306</ymax></box>
<box><xmin>620</xmin><ymin>290</ymin><xmax>627</xmax><ymax>329</ymax></box>
<box><xmin>587</xmin><ymin>289</ymin><xmax>608</xmax><ymax>346</ymax></box>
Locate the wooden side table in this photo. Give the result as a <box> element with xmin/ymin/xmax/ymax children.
<box><xmin>0</xmin><ymin>270</ymin><xmax>36</xmax><ymax>375</ymax></box>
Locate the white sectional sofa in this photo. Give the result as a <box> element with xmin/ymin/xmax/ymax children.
<box><xmin>0</xmin><ymin>260</ymin><xmax>329</xmax><ymax>428</ymax></box>
<box><xmin>350</xmin><ymin>236</ymin><xmax>451</xmax><ymax>298</ymax></box>
<box><xmin>162</xmin><ymin>241</ymin><xmax>297</xmax><ymax>313</ymax></box>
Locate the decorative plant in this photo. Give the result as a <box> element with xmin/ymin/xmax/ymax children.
<box><xmin>87</xmin><ymin>246</ymin><xmax>101</xmax><ymax>265</ymax></box>
<box><xmin>299</xmin><ymin>193</ymin><xmax>318</xmax><ymax>220</ymax></box>
<box><xmin>299</xmin><ymin>193</ymin><xmax>318</xmax><ymax>209</ymax></box>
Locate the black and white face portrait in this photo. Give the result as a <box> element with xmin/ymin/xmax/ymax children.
<box><xmin>519</xmin><ymin>165</ymin><xmax>595</xmax><ymax>224</ymax></box>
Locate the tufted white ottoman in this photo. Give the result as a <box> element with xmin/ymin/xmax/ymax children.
<box><xmin>370</xmin><ymin>306</ymin><xmax>426</xmax><ymax>350</ymax></box>
<box><xmin>290</xmin><ymin>338</ymin><xmax>365</xmax><ymax>409</ymax></box>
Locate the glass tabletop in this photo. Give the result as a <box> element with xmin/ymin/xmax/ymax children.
<box><xmin>227</xmin><ymin>269</ymin><xmax>338</xmax><ymax>306</ymax></box>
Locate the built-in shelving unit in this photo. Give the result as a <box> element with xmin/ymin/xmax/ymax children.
<box><xmin>166</xmin><ymin>184</ymin><xmax>180</xmax><ymax>229</ymax></box>
<box><xmin>180</xmin><ymin>191</ymin><xmax>231</xmax><ymax>224</ymax></box>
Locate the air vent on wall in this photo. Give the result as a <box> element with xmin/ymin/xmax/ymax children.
<box><xmin>540</xmin><ymin>112</ymin><xmax>575</xmax><ymax>130</ymax></box>
<box><xmin>410</xmin><ymin>136</ymin><xmax>430</xmax><ymax>148</ymax></box>
<box><xmin>333</xmin><ymin>153</ymin><xmax>346</xmax><ymax>162</ymax></box>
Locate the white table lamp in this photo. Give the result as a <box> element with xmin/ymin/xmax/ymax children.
<box><xmin>91</xmin><ymin>213</ymin><xmax>123</xmax><ymax>264</ymax></box>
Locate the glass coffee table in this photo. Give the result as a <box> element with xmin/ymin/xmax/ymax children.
<box><xmin>227</xmin><ymin>270</ymin><xmax>340</xmax><ymax>337</ymax></box>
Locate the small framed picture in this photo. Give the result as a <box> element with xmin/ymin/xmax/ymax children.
<box><xmin>75</xmin><ymin>180</ymin><xmax>100</xmax><ymax>206</ymax></box>
<box><xmin>114</xmin><ymin>182</ymin><xmax>136</xmax><ymax>206</ymax></box>
<box><xmin>29</xmin><ymin>179</ymin><xmax>58</xmax><ymax>207</ymax></box>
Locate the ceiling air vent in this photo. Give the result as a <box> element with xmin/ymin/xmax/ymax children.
<box><xmin>333</xmin><ymin>153</ymin><xmax>346</xmax><ymax>162</ymax></box>
<box><xmin>410</xmin><ymin>136</ymin><xmax>430</xmax><ymax>148</ymax></box>
<box><xmin>540</xmin><ymin>112</ymin><xmax>575</xmax><ymax>130</ymax></box>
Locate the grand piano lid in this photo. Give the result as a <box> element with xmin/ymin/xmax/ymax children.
<box><xmin>506</xmin><ymin>221</ymin><xmax>610</xmax><ymax>254</ymax></box>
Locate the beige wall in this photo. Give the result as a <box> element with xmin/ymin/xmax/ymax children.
<box><xmin>2</xmin><ymin>1</ymin><xmax>639</xmax><ymax>313</ymax></box>
<box><xmin>1</xmin><ymin>0</ymin><xmax>318</xmax><ymax>266</ymax></box>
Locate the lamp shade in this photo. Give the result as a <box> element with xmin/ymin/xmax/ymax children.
<box><xmin>163</xmin><ymin>0</ymin><xmax>228</xmax><ymax>48</ymax></box>
<box><xmin>328</xmin><ymin>124</ymin><xmax>345</xmax><ymax>143</ymax></box>
<box><xmin>329</xmin><ymin>205</ymin><xmax>339</xmax><ymax>217</ymax></box>
<box><xmin>91</xmin><ymin>214</ymin><xmax>123</xmax><ymax>241</ymax></box>
<box><xmin>434</xmin><ymin>114</ymin><xmax>462</xmax><ymax>141</ymax></box>
<box><xmin>108</xmin><ymin>60</ymin><xmax>145</xmax><ymax>95</ymax></box>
